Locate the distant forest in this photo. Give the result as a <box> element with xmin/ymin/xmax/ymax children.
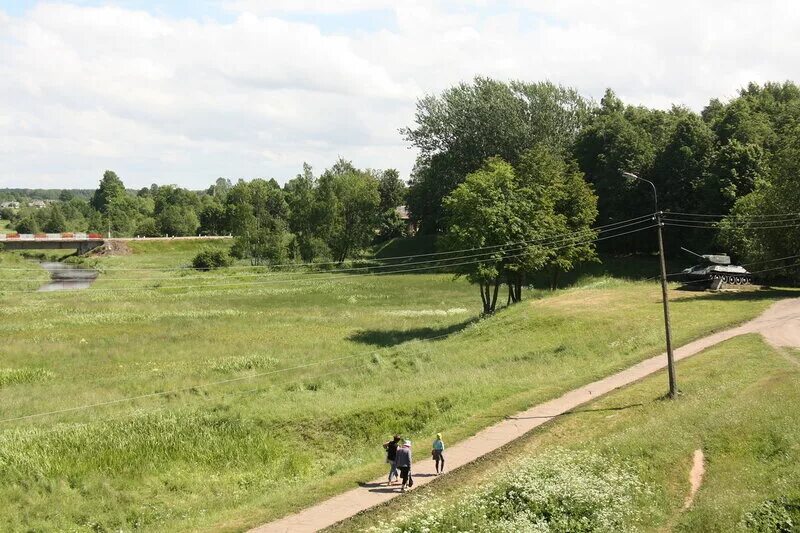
<box><xmin>2</xmin><ymin>79</ymin><xmax>798</xmax><ymax>279</ymax></box>
<box><xmin>0</xmin><ymin>189</ymin><xmax>97</xmax><ymax>201</ymax></box>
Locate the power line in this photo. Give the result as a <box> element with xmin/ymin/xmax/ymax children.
<box><xmin>0</xmin><ymin>217</ymin><xmax>650</xmax><ymax>281</ymax></box>
<box><xmin>663</xmin><ymin>221</ymin><xmax>800</xmax><ymax>230</ymax></box>
<box><xmin>664</xmin><ymin>216</ymin><xmax>800</xmax><ymax>226</ymax></box>
<box><xmin>0</xmin><ymin>225</ymin><xmax>658</xmax><ymax>294</ymax></box>
<box><xmin>13</xmin><ymin>218</ymin><xmax>651</xmax><ymax>283</ymax></box>
<box><xmin>0</xmin><ymin>214</ymin><xmax>657</xmax><ymax>273</ymax></box>
<box><xmin>666</xmin><ymin>211</ymin><xmax>800</xmax><ymax>218</ymax></box>
<box><xmin>0</xmin><ymin>329</ymin><xmax>460</xmax><ymax>424</ymax></box>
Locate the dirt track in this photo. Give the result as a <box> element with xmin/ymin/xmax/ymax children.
<box><xmin>251</xmin><ymin>297</ymin><xmax>800</xmax><ymax>533</ymax></box>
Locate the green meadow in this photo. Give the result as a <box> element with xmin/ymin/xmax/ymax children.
<box><xmin>0</xmin><ymin>240</ymin><xmax>793</xmax><ymax>532</ymax></box>
<box><xmin>337</xmin><ymin>335</ymin><xmax>800</xmax><ymax>532</ymax></box>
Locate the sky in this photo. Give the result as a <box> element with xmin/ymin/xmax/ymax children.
<box><xmin>1</xmin><ymin>1</ymin><xmax>798</xmax><ymax>189</ymax></box>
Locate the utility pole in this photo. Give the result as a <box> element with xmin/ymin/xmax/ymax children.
<box><xmin>655</xmin><ymin>211</ymin><xmax>677</xmax><ymax>398</ymax></box>
<box><xmin>622</xmin><ymin>172</ymin><xmax>677</xmax><ymax>399</ymax></box>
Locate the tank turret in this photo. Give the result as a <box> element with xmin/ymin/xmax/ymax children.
<box><xmin>680</xmin><ymin>247</ymin><xmax>751</xmax><ymax>288</ymax></box>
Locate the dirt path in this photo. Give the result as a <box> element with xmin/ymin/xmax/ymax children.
<box><xmin>251</xmin><ymin>298</ymin><xmax>800</xmax><ymax>533</ymax></box>
<box><xmin>684</xmin><ymin>449</ymin><xmax>705</xmax><ymax>509</ymax></box>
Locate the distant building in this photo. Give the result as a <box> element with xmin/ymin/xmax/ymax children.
<box><xmin>28</xmin><ymin>200</ymin><xmax>46</xmax><ymax>208</ymax></box>
<box><xmin>395</xmin><ymin>205</ymin><xmax>417</xmax><ymax>235</ymax></box>
<box><xmin>1</xmin><ymin>201</ymin><xmax>20</xmax><ymax>209</ymax></box>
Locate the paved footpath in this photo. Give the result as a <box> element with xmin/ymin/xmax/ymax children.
<box><xmin>252</xmin><ymin>298</ymin><xmax>800</xmax><ymax>533</ymax></box>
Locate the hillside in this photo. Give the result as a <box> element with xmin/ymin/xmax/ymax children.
<box><xmin>0</xmin><ymin>240</ymin><xmax>793</xmax><ymax>531</ymax></box>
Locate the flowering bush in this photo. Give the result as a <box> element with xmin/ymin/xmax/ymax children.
<box><xmin>368</xmin><ymin>448</ymin><xmax>645</xmax><ymax>533</ymax></box>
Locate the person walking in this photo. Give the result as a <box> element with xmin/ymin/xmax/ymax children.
<box><xmin>394</xmin><ymin>440</ymin><xmax>413</xmax><ymax>492</ymax></box>
<box><xmin>382</xmin><ymin>435</ymin><xmax>401</xmax><ymax>485</ymax></box>
<box><xmin>432</xmin><ymin>433</ymin><xmax>445</xmax><ymax>474</ymax></box>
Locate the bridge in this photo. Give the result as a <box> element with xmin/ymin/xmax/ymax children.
<box><xmin>0</xmin><ymin>233</ymin><xmax>105</xmax><ymax>254</ymax></box>
<box><xmin>0</xmin><ymin>234</ymin><xmax>233</xmax><ymax>254</ymax></box>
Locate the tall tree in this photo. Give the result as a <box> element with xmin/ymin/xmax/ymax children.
<box><xmin>443</xmin><ymin>152</ymin><xmax>597</xmax><ymax>314</ymax></box>
<box><xmin>325</xmin><ymin>165</ymin><xmax>380</xmax><ymax>263</ymax></box>
<box><xmin>404</xmin><ymin>77</ymin><xmax>590</xmax><ymax>233</ymax></box>
<box><xmin>378</xmin><ymin>169</ymin><xmax>406</xmax><ymax>212</ymax></box>
<box><xmin>90</xmin><ymin>170</ymin><xmax>126</xmax><ymax>214</ymax></box>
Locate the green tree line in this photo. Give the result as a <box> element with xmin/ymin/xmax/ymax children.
<box><xmin>3</xmin><ymin>78</ymin><xmax>798</xmax><ymax>286</ymax></box>
<box><xmin>2</xmin><ymin>164</ymin><xmax>408</xmax><ymax>266</ymax></box>
<box><xmin>406</xmin><ymin>78</ymin><xmax>800</xmax><ymax>277</ymax></box>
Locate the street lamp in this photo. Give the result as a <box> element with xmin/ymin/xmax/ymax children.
<box><xmin>622</xmin><ymin>171</ymin><xmax>677</xmax><ymax>399</ymax></box>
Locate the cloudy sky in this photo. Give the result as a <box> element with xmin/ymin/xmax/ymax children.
<box><xmin>1</xmin><ymin>1</ymin><xmax>798</xmax><ymax>189</ymax></box>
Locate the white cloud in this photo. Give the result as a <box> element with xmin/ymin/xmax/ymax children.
<box><xmin>1</xmin><ymin>1</ymin><xmax>800</xmax><ymax>188</ymax></box>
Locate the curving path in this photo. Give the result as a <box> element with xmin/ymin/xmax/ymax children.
<box><xmin>251</xmin><ymin>298</ymin><xmax>800</xmax><ymax>533</ymax></box>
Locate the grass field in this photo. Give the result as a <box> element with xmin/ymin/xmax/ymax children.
<box><xmin>0</xmin><ymin>241</ymin><xmax>793</xmax><ymax>532</ymax></box>
<box><xmin>336</xmin><ymin>336</ymin><xmax>800</xmax><ymax>532</ymax></box>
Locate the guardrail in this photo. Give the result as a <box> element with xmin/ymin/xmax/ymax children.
<box><xmin>0</xmin><ymin>233</ymin><xmax>103</xmax><ymax>241</ymax></box>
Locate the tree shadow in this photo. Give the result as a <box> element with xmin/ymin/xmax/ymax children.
<box><xmin>671</xmin><ymin>287</ymin><xmax>798</xmax><ymax>305</ymax></box>
<box><xmin>500</xmin><ymin>403</ymin><xmax>644</xmax><ymax>420</ymax></box>
<box><xmin>348</xmin><ymin>317</ymin><xmax>479</xmax><ymax>348</ymax></box>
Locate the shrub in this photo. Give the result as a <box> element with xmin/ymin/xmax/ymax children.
<box><xmin>192</xmin><ymin>248</ymin><xmax>233</xmax><ymax>270</ymax></box>
<box><xmin>742</xmin><ymin>497</ymin><xmax>800</xmax><ymax>532</ymax></box>
<box><xmin>369</xmin><ymin>449</ymin><xmax>645</xmax><ymax>533</ymax></box>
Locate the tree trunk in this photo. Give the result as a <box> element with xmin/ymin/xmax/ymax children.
<box><xmin>550</xmin><ymin>268</ymin><xmax>560</xmax><ymax>291</ymax></box>
<box><xmin>490</xmin><ymin>278</ymin><xmax>501</xmax><ymax>313</ymax></box>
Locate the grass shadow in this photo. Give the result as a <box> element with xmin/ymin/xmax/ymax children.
<box><xmin>502</xmin><ymin>403</ymin><xmax>645</xmax><ymax>420</ymax></box>
<box><xmin>348</xmin><ymin>317</ymin><xmax>479</xmax><ymax>348</ymax></box>
<box><xmin>672</xmin><ymin>287</ymin><xmax>798</xmax><ymax>305</ymax></box>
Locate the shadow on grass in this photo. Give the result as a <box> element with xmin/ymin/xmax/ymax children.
<box><xmin>501</xmin><ymin>403</ymin><xmax>645</xmax><ymax>420</ymax></box>
<box><xmin>672</xmin><ymin>287</ymin><xmax>798</xmax><ymax>305</ymax></box>
<box><xmin>349</xmin><ymin>317</ymin><xmax>479</xmax><ymax>348</ymax></box>
<box><xmin>473</xmin><ymin>403</ymin><xmax>645</xmax><ymax>421</ymax></box>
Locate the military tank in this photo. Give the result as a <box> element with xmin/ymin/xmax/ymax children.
<box><xmin>680</xmin><ymin>247</ymin><xmax>752</xmax><ymax>288</ymax></box>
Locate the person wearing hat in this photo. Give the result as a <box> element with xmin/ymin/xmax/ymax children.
<box><xmin>382</xmin><ymin>435</ymin><xmax>402</xmax><ymax>485</ymax></box>
<box><xmin>394</xmin><ymin>439</ymin><xmax>413</xmax><ymax>491</ymax></box>
<box><xmin>432</xmin><ymin>433</ymin><xmax>445</xmax><ymax>474</ymax></box>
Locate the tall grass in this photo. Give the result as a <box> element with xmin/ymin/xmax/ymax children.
<box><xmin>0</xmin><ymin>240</ymin><xmax>794</xmax><ymax>532</ymax></box>
<box><xmin>337</xmin><ymin>335</ymin><xmax>800</xmax><ymax>533</ymax></box>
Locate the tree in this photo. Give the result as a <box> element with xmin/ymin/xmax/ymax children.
<box><xmin>135</xmin><ymin>218</ymin><xmax>159</xmax><ymax>237</ymax></box>
<box><xmin>15</xmin><ymin>215</ymin><xmax>39</xmax><ymax>234</ymax></box>
<box><xmin>198</xmin><ymin>199</ymin><xmax>227</xmax><ymax>235</ymax></box>
<box><xmin>225</xmin><ymin>179</ymin><xmax>292</xmax><ymax>265</ymax></box>
<box><xmin>324</xmin><ymin>164</ymin><xmax>380</xmax><ymax>263</ymax></box>
<box><xmin>574</xmin><ymin>90</ymin><xmax>659</xmax><ymax>229</ymax></box>
<box><xmin>443</xmin><ymin>151</ymin><xmax>598</xmax><ymax>314</ymax></box>
<box><xmin>652</xmin><ymin>110</ymin><xmax>715</xmax><ymax>213</ymax></box>
<box><xmin>284</xmin><ymin>163</ymin><xmax>332</xmax><ymax>262</ymax></box>
<box><xmin>719</xmin><ymin>124</ymin><xmax>800</xmax><ymax>281</ymax></box>
<box><xmin>107</xmin><ymin>195</ymin><xmax>141</xmax><ymax>235</ymax></box>
<box><xmin>404</xmin><ymin>77</ymin><xmax>590</xmax><ymax>233</ymax></box>
<box><xmin>90</xmin><ymin>170</ymin><xmax>126</xmax><ymax>214</ymax></box>
<box><xmin>378</xmin><ymin>169</ymin><xmax>406</xmax><ymax>212</ymax></box>
<box><xmin>517</xmin><ymin>148</ymin><xmax>599</xmax><ymax>290</ymax></box>
<box><xmin>157</xmin><ymin>205</ymin><xmax>200</xmax><ymax>236</ymax></box>
<box><xmin>42</xmin><ymin>205</ymin><xmax>67</xmax><ymax>233</ymax></box>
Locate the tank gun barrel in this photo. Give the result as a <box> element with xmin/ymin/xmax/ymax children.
<box><xmin>680</xmin><ymin>247</ymin><xmax>703</xmax><ymax>258</ymax></box>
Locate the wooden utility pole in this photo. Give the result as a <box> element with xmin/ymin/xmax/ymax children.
<box><xmin>656</xmin><ymin>211</ymin><xmax>677</xmax><ymax>398</ymax></box>
<box><xmin>622</xmin><ymin>172</ymin><xmax>678</xmax><ymax>399</ymax></box>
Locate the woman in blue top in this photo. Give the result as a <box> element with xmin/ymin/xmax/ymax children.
<box><xmin>432</xmin><ymin>433</ymin><xmax>445</xmax><ymax>474</ymax></box>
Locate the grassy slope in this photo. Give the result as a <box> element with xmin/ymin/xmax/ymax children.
<box><xmin>334</xmin><ymin>336</ymin><xmax>800</xmax><ymax>532</ymax></box>
<box><xmin>0</xmin><ymin>252</ymin><xmax>49</xmax><ymax>292</ymax></box>
<box><xmin>0</xmin><ymin>240</ymin><xmax>793</xmax><ymax>532</ymax></box>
